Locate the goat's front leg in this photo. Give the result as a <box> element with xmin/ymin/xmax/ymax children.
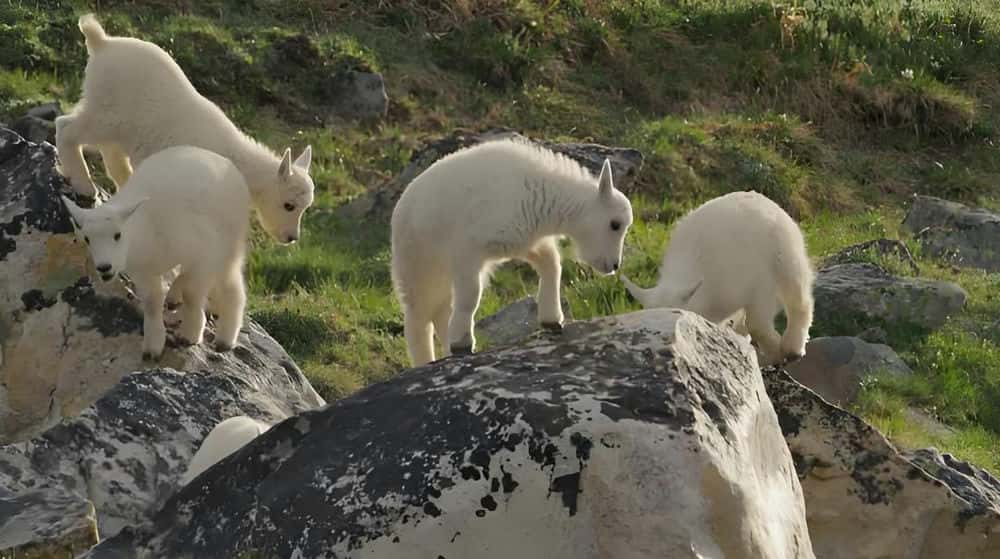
<box><xmin>524</xmin><ymin>238</ymin><xmax>564</xmax><ymax>330</ymax></box>
<box><xmin>134</xmin><ymin>273</ymin><xmax>168</xmax><ymax>361</ymax></box>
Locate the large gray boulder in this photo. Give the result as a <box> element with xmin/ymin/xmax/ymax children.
<box><xmin>784</xmin><ymin>336</ymin><xmax>912</xmax><ymax>405</ymax></box>
<box><xmin>86</xmin><ymin>310</ymin><xmax>816</xmax><ymax>559</ymax></box>
<box><xmin>902</xmin><ymin>195</ymin><xmax>1000</xmax><ymax>271</ymax></box>
<box><xmin>764</xmin><ymin>368</ymin><xmax>1000</xmax><ymax>558</ymax></box>
<box><xmin>813</xmin><ymin>262</ymin><xmax>966</xmax><ymax>333</ymax></box>
<box><xmin>340</xmin><ymin>128</ymin><xmax>645</xmax><ymax>222</ymax></box>
<box><xmin>0</xmin><ymin>129</ymin><xmax>324</xmax><ymax>553</ymax></box>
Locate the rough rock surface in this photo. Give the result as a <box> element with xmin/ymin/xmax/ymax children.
<box><xmin>475</xmin><ymin>295</ymin><xmax>573</xmax><ymax>349</ymax></box>
<box><xmin>0</xmin><ymin>129</ymin><xmax>321</xmax><ymax>443</ymax></box>
<box><xmin>325</xmin><ymin>70</ymin><xmax>389</xmax><ymax>121</ymax></box>
<box><xmin>784</xmin><ymin>336</ymin><xmax>912</xmax><ymax>405</ymax></box>
<box><xmin>87</xmin><ymin>310</ymin><xmax>815</xmax><ymax>559</ymax></box>
<box><xmin>0</xmin><ymin>485</ymin><xmax>98</xmax><ymax>558</ymax></box>
<box><xmin>813</xmin><ymin>262</ymin><xmax>966</xmax><ymax>332</ymax></box>
<box><xmin>902</xmin><ymin>195</ymin><xmax>1000</xmax><ymax>272</ymax></box>
<box><xmin>10</xmin><ymin>102</ymin><xmax>61</xmax><ymax>144</ymax></box>
<box><xmin>340</xmin><ymin>128</ymin><xmax>645</xmax><ymax>222</ymax></box>
<box><xmin>904</xmin><ymin>448</ymin><xmax>1000</xmax><ymax>516</ymax></box>
<box><xmin>764</xmin><ymin>368</ymin><xmax>1000</xmax><ymax>559</ymax></box>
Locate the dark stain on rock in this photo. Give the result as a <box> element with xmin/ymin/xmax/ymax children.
<box><xmin>459</xmin><ymin>466</ymin><xmax>481</xmax><ymax>481</ymax></box>
<box><xmin>422</xmin><ymin>502</ymin><xmax>441</xmax><ymax>517</ymax></box>
<box><xmin>490</xmin><ymin>477</ymin><xmax>500</xmax><ymax>492</ymax></box>
<box><xmin>501</xmin><ymin>470</ymin><xmax>519</xmax><ymax>494</ymax></box>
<box><xmin>570</xmin><ymin>432</ymin><xmax>592</xmax><ymax>464</ymax></box>
<box><xmin>550</xmin><ymin>472</ymin><xmax>582</xmax><ymax>516</ymax></box>
<box><xmin>480</xmin><ymin>495</ymin><xmax>497</xmax><ymax>511</ymax></box>
<box><xmin>60</xmin><ymin>277</ymin><xmax>142</xmax><ymax>337</ymax></box>
<box><xmin>21</xmin><ymin>288</ymin><xmax>56</xmax><ymax>311</ymax></box>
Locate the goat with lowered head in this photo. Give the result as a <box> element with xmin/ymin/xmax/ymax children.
<box><xmin>62</xmin><ymin>145</ymin><xmax>251</xmax><ymax>359</ymax></box>
<box><xmin>56</xmin><ymin>13</ymin><xmax>313</xmax><ymax>245</ymax></box>
<box><xmin>392</xmin><ymin>139</ymin><xmax>634</xmax><ymax>366</ymax></box>
<box><xmin>620</xmin><ymin>191</ymin><xmax>814</xmax><ymax>366</ymax></box>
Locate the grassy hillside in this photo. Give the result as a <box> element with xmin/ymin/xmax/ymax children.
<box><xmin>3</xmin><ymin>1</ymin><xmax>999</xmax><ymax>469</ymax></box>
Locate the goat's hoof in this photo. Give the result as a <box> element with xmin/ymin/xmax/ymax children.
<box><xmin>540</xmin><ymin>321</ymin><xmax>564</xmax><ymax>332</ymax></box>
<box><xmin>215</xmin><ymin>342</ymin><xmax>234</xmax><ymax>353</ymax></box>
<box><xmin>450</xmin><ymin>344</ymin><xmax>473</xmax><ymax>356</ymax></box>
<box><xmin>141</xmin><ymin>351</ymin><xmax>161</xmax><ymax>362</ymax></box>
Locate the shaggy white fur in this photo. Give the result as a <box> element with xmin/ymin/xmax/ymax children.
<box><xmin>57</xmin><ymin>14</ymin><xmax>314</xmax><ymax>245</ymax></box>
<box><xmin>391</xmin><ymin>139</ymin><xmax>634</xmax><ymax>366</ymax></box>
<box><xmin>180</xmin><ymin>415</ymin><xmax>272</xmax><ymax>486</ymax></box>
<box><xmin>62</xmin><ymin>145</ymin><xmax>250</xmax><ymax>359</ymax></box>
<box><xmin>620</xmin><ymin>191</ymin><xmax>814</xmax><ymax>365</ymax></box>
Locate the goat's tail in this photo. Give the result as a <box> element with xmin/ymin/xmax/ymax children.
<box><xmin>619</xmin><ymin>274</ymin><xmax>657</xmax><ymax>309</ymax></box>
<box><xmin>79</xmin><ymin>14</ymin><xmax>108</xmax><ymax>53</ymax></box>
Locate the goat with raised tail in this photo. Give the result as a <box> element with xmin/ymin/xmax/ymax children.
<box><xmin>620</xmin><ymin>191</ymin><xmax>814</xmax><ymax>366</ymax></box>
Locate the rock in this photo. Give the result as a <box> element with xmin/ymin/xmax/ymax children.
<box><xmin>340</xmin><ymin>128</ymin><xmax>645</xmax><ymax>222</ymax></box>
<box><xmin>324</xmin><ymin>70</ymin><xmax>389</xmax><ymax>121</ymax></box>
<box><xmin>904</xmin><ymin>448</ymin><xmax>1000</xmax><ymax>516</ymax></box>
<box><xmin>0</xmin><ymin>129</ymin><xmax>324</xmax><ymax>543</ymax></box>
<box><xmin>26</xmin><ymin>101</ymin><xmax>61</xmax><ymax>121</ymax></box>
<box><xmin>268</xmin><ymin>34</ymin><xmax>388</xmax><ymax>122</ymax></box>
<box><xmin>823</xmin><ymin>238</ymin><xmax>920</xmax><ymax>274</ymax></box>
<box><xmin>86</xmin><ymin>310</ymin><xmax>815</xmax><ymax>558</ymax></box>
<box><xmin>784</xmin><ymin>336</ymin><xmax>912</xmax><ymax>405</ymax></box>
<box><xmin>764</xmin><ymin>368</ymin><xmax>1000</xmax><ymax>558</ymax></box>
<box><xmin>11</xmin><ymin>116</ymin><xmax>55</xmax><ymax>144</ymax></box>
<box><xmin>813</xmin><ymin>262</ymin><xmax>966</xmax><ymax>333</ymax></box>
<box><xmin>475</xmin><ymin>295</ymin><xmax>572</xmax><ymax>348</ymax></box>
<box><xmin>902</xmin><ymin>195</ymin><xmax>1000</xmax><ymax>272</ymax></box>
<box><xmin>0</xmin><ymin>485</ymin><xmax>98</xmax><ymax>558</ymax></box>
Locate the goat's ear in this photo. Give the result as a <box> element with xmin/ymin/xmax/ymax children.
<box><xmin>60</xmin><ymin>195</ymin><xmax>84</xmax><ymax>229</ymax></box>
<box><xmin>277</xmin><ymin>148</ymin><xmax>293</xmax><ymax>179</ymax></box>
<box><xmin>597</xmin><ymin>158</ymin><xmax>614</xmax><ymax>200</ymax></box>
<box><xmin>293</xmin><ymin>145</ymin><xmax>312</xmax><ymax>174</ymax></box>
<box><xmin>116</xmin><ymin>197</ymin><xmax>148</xmax><ymax>222</ymax></box>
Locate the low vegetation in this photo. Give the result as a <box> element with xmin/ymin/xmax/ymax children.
<box><xmin>3</xmin><ymin>0</ymin><xmax>998</xmax><ymax>470</ymax></box>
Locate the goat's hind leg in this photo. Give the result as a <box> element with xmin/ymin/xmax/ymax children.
<box><xmin>99</xmin><ymin>144</ymin><xmax>134</xmax><ymax>190</ymax></box>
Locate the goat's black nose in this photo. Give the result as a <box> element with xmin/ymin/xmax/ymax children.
<box><xmin>96</xmin><ymin>263</ymin><xmax>112</xmax><ymax>273</ymax></box>
<box><xmin>286</xmin><ymin>235</ymin><xmax>298</xmax><ymax>244</ymax></box>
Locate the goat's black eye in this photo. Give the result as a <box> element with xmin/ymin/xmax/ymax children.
<box><xmin>610</xmin><ymin>220</ymin><xmax>622</xmax><ymax>232</ymax></box>
<box><xmin>114</xmin><ymin>232</ymin><xmax>121</xmax><ymax>241</ymax></box>
<box><xmin>284</xmin><ymin>203</ymin><xmax>295</xmax><ymax>212</ymax></box>
<box><xmin>84</xmin><ymin>236</ymin><xmax>90</xmax><ymax>244</ymax></box>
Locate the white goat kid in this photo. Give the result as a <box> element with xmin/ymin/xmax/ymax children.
<box><xmin>392</xmin><ymin>139</ymin><xmax>634</xmax><ymax>367</ymax></box>
<box><xmin>180</xmin><ymin>415</ymin><xmax>272</xmax><ymax>486</ymax></box>
<box><xmin>56</xmin><ymin>14</ymin><xmax>313</xmax><ymax>245</ymax></box>
<box><xmin>620</xmin><ymin>191</ymin><xmax>814</xmax><ymax>366</ymax></box>
<box><xmin>62</xmin><ymin>145</ymin><xmax>250</xmax><ymax>360</ymax></box>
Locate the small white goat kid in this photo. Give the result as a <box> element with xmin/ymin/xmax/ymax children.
<box><xmin>620</xmin><ymin>191</ymin><xmax>814</xmax><ymax>366</ymax></box>
<box><xmin>62</xmin><ymin>145</ymin><xmax>250</xmax><ymax>359</ymax></box>
<box><xmin>57</xmin><ymin>14</ymin><xmax>314</xmax><ymax>245</ymax></box>
<box><xmin>180</xmin><ymin>415</ymin><xmax>272</xmax><ymax>486</ymax></box>
<box><xmin>392</xmin><ymin>139</ymin><xmax>634</xmax><ymax>366</ymax></box>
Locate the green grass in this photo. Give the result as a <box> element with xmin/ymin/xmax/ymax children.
<box><xmin>3</xmin><ymin>0</ymin><xmax>999</xmax><ymax>471</ymax></box>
